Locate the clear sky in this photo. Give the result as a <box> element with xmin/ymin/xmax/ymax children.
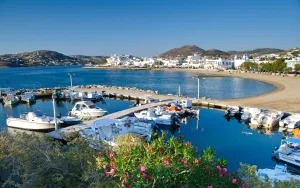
<box><xmin>0</xmin><ymin>0</ymin><xmax>299</xmax><ymax>56</ymax></box>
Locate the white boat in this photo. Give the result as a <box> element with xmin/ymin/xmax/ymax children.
<box><xmin>80</xmin><ymin>118</ymin><xmax>154</xmax><ymax>147</ymax></box>
<box><xmin>21</xmin><ymin>92</ymin><xmax>36</xmax><ymax>104</ymax></box>
<box><xmin>59</xmin><ymin>116</ymin><xmax>81</xmax><ymax>125</ymax></box>
<box><xmin>224</xmin><ymin>106</ymin><xmax>242</xmax><ymax>117</ymax></box>
<box><xmin>257</xmin><ymin>164</ymin><xmax>300</xmax><ymax>185</ymax></box>
<box><xmin>4</xmin><ymin>93</ymin><xmax>19</xmax><ymax>105</ymax></box>
<box><xmin>279</xmin><ymin>114</ymin><xmax>300</xmax><ymax>129</ymax></box>
<box><xmin>258</xmin><ymin>111</ymin><xmax>284</xmax><ymax>129</ymax></box>
<box><xmin>79</xmin><ymin>92</ymin><xmax>102</xmax><ymax>101</ymax></box>
<box><xmin>241</xmin><ymin>107</ymin><xmax>262</xmax><ymax>121</ymax></box>
<box><xmin>134</xmin><ymin>109</ymin><xmax>175</xmax><ymax>125</ymax></box>
<box><xmin>70</xmin><ymin>101</ymin><xmax>107</xmax><ymax>117</ymax></box>
<box><xmin>6</xmin><ymin>111</ymin><xmax>60</xmax><ymax>130</ymax></box>
<box><xmin>274</xmin><ymin>137</ymin><xmax>300</xmax><ymax>167</ymax></box>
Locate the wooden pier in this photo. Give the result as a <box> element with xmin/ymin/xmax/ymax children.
<box><xmin>46</xmin><ymin>100</ymin><xmax>174</xmax><ymax>140</ymax></box>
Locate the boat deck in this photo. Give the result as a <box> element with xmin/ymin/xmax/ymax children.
<box><xmin>46</xmin><ymin>100</ymin><xmax>174</xmax><ymax>140</ymax></box>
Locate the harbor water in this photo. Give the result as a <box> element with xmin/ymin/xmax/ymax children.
<box><xmin>0</xmin><ymin>66</ymin><xmax>275</xmax><ymax>99</ymax></box>
<box><xmin>0</xmin><ymin>66</ymin><xmax>282</xmax><ymax>171</ymax></box>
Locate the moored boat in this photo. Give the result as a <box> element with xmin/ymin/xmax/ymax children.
<box><xmin>6</xmin><ymin>111</ymin><xmax>61</xmax><ymax>131</ymax></box>
<box><xmin>21</xmin><ymin>92</ymin><xmax>36</xmax><ymax>104</ymax></box>
<box><xmin>274</xmin><ymin>137</ymin><xmax>300</xmax><ymax>167</ymax></box>
<box><xmin>4</xmin><ymin>93</ymin><xmax>19</xmax><ymax>105</ymax></box>
<box><xmin>70</xmin><ymin>101</ymin><xmax>107</xmax><ymax>117</ymax></box>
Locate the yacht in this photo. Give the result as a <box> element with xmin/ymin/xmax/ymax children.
<box><xmin>279</xmin><ymin>114</ymin><xmax>300</xmax><ymax>129</ymax></box>
<box><xmin>274</xmin><ymin>137</ymin><xmax>300</xmax><ymax>167</ymax></box>
<box><xmin>257</xmin><ymin>164</ymin><xmax>300</xmax><ymax>185</ymax></box>
<box><xmin>4</xmin><ymin>93</ymin><xmax>19</xmax><ymax>105</ymax></box>
<box><xmin>70</xmin><ymin>101</ymin><xmax>107</xmax><ymax>117</ymax></box>
<box><xmin>21</xmin><ymin>92</ymin><xmax>36</xmax><ymax>104</ymax></box>
<box><xmin>134</xmin><ymin>109</ymin><xmax>176</xmax><ymax>125</ymax></box>
<box><xmin>6</xmin><ymin>111</ymin><xmax>61</xmax><ymax>130</ymax></box>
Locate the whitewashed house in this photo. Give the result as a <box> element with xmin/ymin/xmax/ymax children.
<box><xmin>204</xmin><ymin>58</ymin><xmax>234</xmax><ymax>70</ymax></box>
<box><xmin>234</xmin><ymin>55</ymin><xmax>249</xmax><ymax>69</ymax></box>
<box><xmin>285</xmin><ymin>57</ymin><xmax>300</xmax><ymax>70</ymax></box>
<box><xmin>184</xmin><ymin>54</ymin><xmax>204</xmax><ymax>68</ymax></box>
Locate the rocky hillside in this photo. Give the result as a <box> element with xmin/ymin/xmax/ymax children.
<box><xmin>159</xmin><ymin>45</ymin><xmax>205</xmax><ymax>58</ymax></box>
<box><xmin>0</xmin><ymin>50</ymin><xmax>106</xmax><ymax>67</ymax></box>
<box><xmin>202</xmin><ymin>49</ymin><xmax>229</xmax><ymax>57</ymax></box>
<box><xmin>227</xmin><ymin>48</ymin><xmax>284</xmax><ymax>56</ymax></box>
<box><xmin>71</xmin><ymin>55</ymin><xmax>107</xmax><ymax>63</ymax></box>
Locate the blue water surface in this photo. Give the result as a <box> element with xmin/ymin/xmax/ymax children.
<box><xmin>0</xmin><ymin>66</ymin><xmax>275</xmax><ymax>99</ymax></box>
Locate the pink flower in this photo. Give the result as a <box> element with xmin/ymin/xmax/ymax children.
<box><xmin>216</xmin><ymin>165</ymin><xmax>221</xmax><ymax>171</ymax></box>
<box><xmin>232</xmin><ymin>179</ymin><xmax>237</xmax><ymax>183</ymax></box>
<box><xmin>140</xmin><ymin>166</ymin><xmax>146</xmax><ymax>172</ymax></box>
<box><xmin>142</xmin><ymin>173</ymin><xmax>147</xmax><ymax>178</ymax></box>
<box><xmin>222</xmin><ymin>168</ymin><xmax>227</xmax><ymax>173</ymax></box>
<box><xmin>163</xmin><ymin>160</ymin><xmax>169</xmax><ymax>165</ymax></box>
<box><xmin>240</xmin><ymin>184</ymin><xmax>248</xmax><ymax>188</ymax></box>
<box><xmin>104</xmin><ymin>168</ymin><xmax>109</xmax><ymax>177</ymax></box>
<box><xmin>109</xmin><ymin>153</ymin><xmax>114</xmax><ymax>159</ymax></box>
<box><xmin>183</xmin><ymin>160</ymin><xmax>187</xmax><ymax>165</ymax></box>
<box><xmin>124</xmin><ymin>171</ymin><xmax>129</xmax><ymax>177</ymax></box>
<box><xmin>207</xmin><ymin>186</ymin><xmax>213</xmax><ymax>188</ymax></box>
<box><xmin>110</xmin><ymin>169</ymin><xmax>116</xmax><ymax>175</ymax></box>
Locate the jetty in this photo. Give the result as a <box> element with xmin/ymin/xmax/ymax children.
<box><xmin>46</xmin><ymin>100</ymin><xmax>174</xmax><ymax>140</ymax></box>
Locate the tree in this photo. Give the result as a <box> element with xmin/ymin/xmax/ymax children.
<box><xmin>272</xmin><ymin>59</ymin><xmax>286</xmax><ymax>72</ymax></box>
<box><xmin>261</xmin><ymin>62</ymin><xmax>274</xmax><ymax>72</ymax></box>
<box><xmin>295</xmin><ymin>64</ymin><xmax>300</xmax><ymax>72</ymax></box>
<box><xmin>98</xmin><ymin>59</ymin><xmax>107</xmax><ymax>65</ymax></box>
<box><xmin>240</xmin><ymin>62</ymin><xmax>258</xmax><ymax>71</ymax></box>
<box><xmin>284</xmin><ymin>67</ymin><xmax>293</xmax><ymax>73</ymax></box>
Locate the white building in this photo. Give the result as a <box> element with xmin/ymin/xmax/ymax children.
<box><xmin>162</xmin><ymin>59</ymin><xmax>182</xmax><ymax>67</ymax></box>
<box><xmin>106</xmin><ymin>54</ymin><xmax>131</xmax><ymax>66</ymax></box>
<box><xmin>204</xmin><ymin>58</ymin><xmax>234</xmax><ymax>70</ymax></box>
<box><xmin>285</xmin><ymin>57</ymin><xmax>300</xmax><ymax>70</ymax></box>
<box><xmin>234</xmin><ymin>55</ymin><xmax>249</xmax><ymax>69</ymax></box>
<box><xmin>184</xmin><ymin>54</ymin><xmax>205</xmax><ymax>68</ymax></box>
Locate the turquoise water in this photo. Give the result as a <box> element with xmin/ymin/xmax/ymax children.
<box><xmin>0</xmin><ymin>66</ymin><xmax>275</xmax><ymax>99</ymax></box>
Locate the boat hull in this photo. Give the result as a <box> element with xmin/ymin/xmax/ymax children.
<box><xmin>71</xmin><ymin>110</ymin><xmax>106</xmax><ymax>117</ymax></box>
<box><xmin>6</xmin><ymin>118</ymin><xmax>56</xmax><ymax>131</ymax></box>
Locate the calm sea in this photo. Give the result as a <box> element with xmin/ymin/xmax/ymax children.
<box><xmin>0</xmin><ymin>66</ymin><xmax>282</xmax><ymax>171</ymax></box>
<box><xmin>0</xmin><ymin>66</ymin><xmax>275</xmax><ymax>99</ymax></box>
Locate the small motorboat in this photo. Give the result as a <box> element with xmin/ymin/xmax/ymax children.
<box><xmin>279</xmin><ymin>114</ymin><xmax>300</xmax><ymax>129</ymax></box>
<box><xmin>224</xmin><ymin>106</ymin><xmax>242</xmax><ymax>118</ymax></box>
<box><xmin>59</xmin><ymin>115</ymin><xmax>81</xmax><ymax>125</ymax></box>
<box><xmin>134</xmin><ymin>109</ymin><xmax>176</xmax><ymax>126</ymax></box>
<box><xmin>6</xmin><ymin>111</ymin><xmax>61</xmax><ymax>131</ymax></box>
<box><xmin>257</xmin><ymin>164</ymin><xmax>300</xmax><ymax>185</ymax></box>
<box><xmin>274</xmin><ymin>137</ymin><xmax>300</xmax><ymax>167</ymax></box>
<box><xmin>258</xmin><ymin>111</ymin><xmax>284</xmax><ymax>129</ymax></box>
<box><xmin>241</xmin><ymin>107</ymin><xmax>262</xmax><ymax>122</ymax></box>
<box><xmin>4</xmin><ymin>93</ymin><xmax>19</xmax><ymax>105</ymax></box>
<box><xmin>70</xmin><ymin>101</ymin><xmax>107</xmax><ymax>117</ymax></box>
<box><xmin>21</xmin><ymin>92</ymin><xmax>36</xmax><ymax>104</ymax></box>
<box><xmin>79</xmin><ymin>92</ymin><xmax>102</xmax><ymax>101</ymax></box>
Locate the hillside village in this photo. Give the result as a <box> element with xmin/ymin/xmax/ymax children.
<box><xmin>104</xmin><ymin>46</ymin><xmax>300</xmax><ymax>71</ymax></box>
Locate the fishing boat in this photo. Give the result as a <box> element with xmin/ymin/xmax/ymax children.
<box><xmin>257</xmin><ymin>164</ymin><xmax>300</xmax><ymax>185</ymax></box>
<box><xmin>6</xmin><ymin>111</ymin><xmax>61</xmax><ymax>131</ymax></box>
<box><xmin>224</xmin><ymin>106</ymin><xmax>242</xmax><ymax>118</ymax></box>
<box><xmin>4</xmin><ymin>93</ymin><xmax>19</xmax><ymax>105</ymax></box>
<box><xmin>21</xmin><ymin>92</ymin><xmax>36</xmax><ymax>104</ymax></box>
<box><xmin>134</xmin><ymin>109</ymin><xmax>176</xmax><ymax>125</ymax></box>
<box><xmin>279</xmin><ymin>114</ymin><xmax>300</xmax><ymax>129</ymax></box>
<box><xmin>70</xmin><ymin>101</ymin><xmax>107</xmax><ymax>117</ymax></box>
<box><xmin>274</xmin><ymin>137</ymin><xmax>300</xmax><ymax>167</ymax></box>
<box><xmin>78</xmin><ymin>91</ymin><xmax>102</xmax><ymax>101</ymax></box>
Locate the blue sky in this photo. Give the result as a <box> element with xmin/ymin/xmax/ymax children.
<box><xmin>0</xmin><ymin>0</ymin><xmax>299</xmax><ymax>56</ymax></box>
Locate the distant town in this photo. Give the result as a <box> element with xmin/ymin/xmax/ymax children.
<box><xmin>1</xmin><ymin>45</ymin><xmax>300</xmax><ymax>71</ymax></box>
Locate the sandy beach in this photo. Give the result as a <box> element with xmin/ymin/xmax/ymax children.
<box><xmin>82</xmin><ymin>67</ymin><xmax>300</xmax><ymax>113</ymax></box>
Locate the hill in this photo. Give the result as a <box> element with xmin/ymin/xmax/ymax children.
<box><xmin>159</xmin><ymin>45</ymin><xmax>205</xmax><ymax>58</ymax></box>
<box><xmin>71</xmin><ymin>55</ymin><xmax>107</xmax><ymax>63</ymax></box>
<box><xmin>227</xmin><ymin>48</ymin><xmax>284</xmax><ymax>56</ymax></box>
<box><xmin>202</xmin><ymin>49</ymin><xmax>229</xmax><ymax>57</ymax></box>
<box><xmin>0</xmin><ymin>50</ymin><xmax>107</xmax><ymax>67</ymax></box>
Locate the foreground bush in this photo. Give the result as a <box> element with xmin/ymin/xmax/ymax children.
<box><xmin>98</xmin><ymin>133</ymin><xmax>241</xmax><ymax>188</ymax></box>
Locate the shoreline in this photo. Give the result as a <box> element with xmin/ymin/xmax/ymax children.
<box><xmin>82</xmin><ymin>66</ymin><xmax>300</xmax><ymax>112</ymax></box>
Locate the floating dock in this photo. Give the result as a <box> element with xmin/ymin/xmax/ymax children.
<box><xmin>46</xmin><ymin>100</ymin><xmax>174</xmax><ymax>140</ymax></box>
